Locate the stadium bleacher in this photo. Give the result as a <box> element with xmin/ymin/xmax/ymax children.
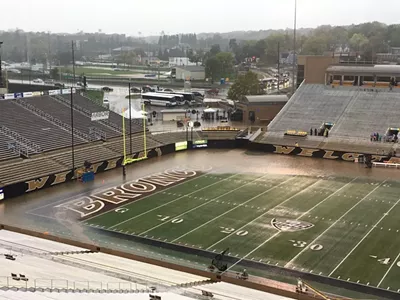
<box><xmin>61</xmin><ymin>94</ymin><xmax>143</xmax><ymax>136</ymax></box>
<box><xmin>260</xmin><ymin>83</ymin><xmax>400</xmax><ymax>154</ymax></box>
<box><xmin>0</xmin><ymin>230</ymin><xmax>296</xmax><ymax>299</ymax></box>
<box><xmin>0</xmin><ymin>132</ymin><xmax>20</xmax><ymax>162</ymax></box>
<box><xmin>23</xmin><ymin>96</ymin><xmax>121</xmax><ymax>139</ymax></box>
<box><xmin>0</xmin><ymin>100</ymin><xmax>85</xmax><ymax>151</ymax></box>
<box><xmin>0</xmin><ymin>157</ymin><xmax>66</xmax><ymax>186</ymax></box>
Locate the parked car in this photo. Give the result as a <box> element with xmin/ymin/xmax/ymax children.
<box><xmin>102</xmin><ymin>86</ymin><xmax>113</xmax><ymax>92</ymax></box>
<box><xmin>45</xmin><ymin>79</ymin><xmax>55</xmax><ymax>85</ymax></box>
<box><xmin>130</xmin><ymin>87</ymin><xmax>141</xmax><ymax>93</ymax></box>
<box><xmin>33</xmin><ymin>78</ymin><xmax>44</xmax><ymax>84</ymax></box>
<box><xmin>54</xmin><ymin>82</ymin><xmax>65</xmax><ymax>88</ymax></box>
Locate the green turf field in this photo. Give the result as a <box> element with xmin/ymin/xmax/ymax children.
<box><xmin>84</xmin><ymin>172</ymin><xmax>400</xmax><ymax>293</ymax></box>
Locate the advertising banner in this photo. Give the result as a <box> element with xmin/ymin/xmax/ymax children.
<box><xmin>14</xmin><ymin>92</ymin><xmax>23</xmax><ymax>99</ymax></box>
<box><xmin>42</xmin><ymin>90</ymin><xmax>49</xmax><ymax>96</ymax></box>
<box><xmin>48</xmin><ymin>90</ymin><xmax>58</xmax><ymax>95</ymax></box>
<box><xmin>192</xmin><ymin>139</ymin><xmax>208</xmax><ymax>148</ymax></box>
<box><xmin>62</xmin><ymin>89</ymin><xmax>70</xmax><ymax>95</ymax></box>
<box><xmin>91</xmin><ymin>111</ymin><xmax>110</xmax><ymax>121</ymax></box>
<box><xmin>23</xmin><ymin>92</ymin><xmax>33</xmax><ymax>98</ymax></box>
<box><xmin>175</xmin><ymin>141</ymin><xmax>188</xmax><ymax>151</ymax></box>
<box><xmin>5</xmin><ymin>93</ymin><xmax>15</xmax><ymax>100</ymax></box>
<box><xmin>32</xmin><ymin>91</ymin><xmax>42</xmax><ymax>97</ymax></box>
<box><xmin>0</xmin><ymin>188</ymin><xmax>3</xmax><ymax>201</ymax></box>
<box><xmin>0</xmin><ymin>94</ymin><xmax>4</xmax><ymax>100</ymax></box>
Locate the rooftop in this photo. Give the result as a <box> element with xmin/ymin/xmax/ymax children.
<box><xmin>243</xmin><ymin>95</ymin><xmax>289</xmax><ymax>104</ymax></box>
<box><xmin>326</xmin><ymin>64</ymin><xmax>400</xmax><ymax>76</ymax></box>
<box><xmin>175</xmin><ymin>66</ymin><xmax>205</xmax><ymax>72</ymax></box>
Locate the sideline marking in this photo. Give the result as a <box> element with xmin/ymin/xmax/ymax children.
<box><xmin>329</xmin><ymin>196</ymin><xmax>400</xmax><ymax>276</ymax></box>
<box><xmin>378</xmin><ymin>252</ymin><xmax>400</xmax><ymax>288</ymax></box>
<box><xmin>108</xmin><ymin>173</ymin><xmax>241</xmax><ymax>229</ymax></box>
<box><xmin>167</xmin><ymin>176</ymin><xmax>298</xmax><ymax>241</ymax></box>
<box><xmin>222</xmin><ymin>177</ymin><xmax>359</xmax><ymax>273</ymax></box>
<box><xmin>284</xmin><ymin>180</ymin><xmax>386</xmax><ymax>268</ymax></box>
<box><xmin>206</xmin><ymin>178</ymin><xmax>325</xmax><ymax>250</ymax></box>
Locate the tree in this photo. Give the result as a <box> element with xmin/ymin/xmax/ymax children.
<box><xmin>227</xmin><ymin>71</ymin><xmax>264</xmax><ymax>100</ymax></box>
<box><xmin>349</xmin><ymin>33</ymin><xmax>369</xmax><ymax>51</ymax></box>
<box><xmin>205</xmin><ymin>56</ymin><xmax>222</xmax><ymax>83</ymax></box>
<box><xmin>210</xmin><ymin>44</ymin><xmax>221</xmax><ymax>56</ymax></box>
<box><xmin>50</xmin><ymin>67</ymin><xmax>59</xmax><ymax>79</ymax></box>
<box><xmin>302</xmin><ymin>35</ymin><xmax>329</xmax><ymax>55</ymax></box>
<box><xmin>215</xmin><ymin>52</ymin><xmax>234</xmax><ymax>78</ymax></box>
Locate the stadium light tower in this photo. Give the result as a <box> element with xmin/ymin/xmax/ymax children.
<box><xmin>292</xmin><ymin>0</ymin><xmax>297</xmax><ymax>94</ymax></box>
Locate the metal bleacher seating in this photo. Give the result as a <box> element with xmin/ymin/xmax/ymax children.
<box><xmin>0</xmin><ymin>132</ymin><xmax>20</xmax><ymax>162</ymax></box>
<box><xmin>151</xmin><ymin>131</ymin><xmax>194</xmax><ymax>145</ymax></box>
<box><xmin>0</xmin><ymin>157</ymin><xmax>66</xmax><ymax>186</ymax></box>
<box><xmin>0</xmin><ymin>100</ymin><xmax>80</xmax><ymax>151</ymax></box>
<box><xmin>62</xmin><ymin>94</ymin><xmax>143</xmax><ymax>135</ymax></box>
<box><xmin>49</xmin><ymin>143</ymin><xmax>121</xmax><ymax>168</ymax></box>
<box><xmin>104</xmin><ymin>135</ymin><xmax>162</xmax><ymax>155</ymax></box>
<box><xmin>265</xmin><ymin>84</ymin><xmax>357</xmax><ymax>136</ymax></box>
<box><xmin>23</xmin><ymin>96</ymin><xmax>121</xmax><ymax>140</ymax></box>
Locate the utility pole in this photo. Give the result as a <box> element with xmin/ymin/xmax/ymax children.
<box><xmin>292</xmin><ymin>0</ymin><xmax>297</xmax><ymax>94</ymax></box>
<box><xmin>277</xmin><ymin>42</ymin><xmax>280</xmax><ymax>93</ymax></box>
<box><xmin>72</xmin><ymin>41</ymin><xmax>76</xmax><ymax>87</ymax></box>
<box><xmin>70</xmin><ymin>87</ymin><xmax>75</xmax><ymax>175</ymax></box>
<box><xmin>128</xmin><ymin>82</ymin><xmax>132</xmax><ymax>155</ymax></box>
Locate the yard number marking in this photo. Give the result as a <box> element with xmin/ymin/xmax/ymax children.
<box><xmin>157</xmin><ymin>215</ymin><xmax>184</xmax><ymax>224</ymax></box>
<box><xmin>220</xmin><ymin>227</ymin><xmax>248</xmax><ymax>236</ymax></box>
<box><xmin>289</xmin><ymin>240</ymin><xmax>323</xmax><ymax>251</ymax></box>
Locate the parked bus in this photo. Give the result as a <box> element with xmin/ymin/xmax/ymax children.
<box><xmin>156</xmin><ymin>91</ymin><xmax>196</xmax><ymax>105</ymax></box>
<box><xmin>141</xmin><ymin>92</ymin><xmax>181</xmax><ymax>107</ymax></box>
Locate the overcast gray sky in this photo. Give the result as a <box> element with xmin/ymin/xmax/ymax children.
<box><xmin>1</xmin><ymin>0</ymin><xmax>397</xmax><ymax>35</ymax></box>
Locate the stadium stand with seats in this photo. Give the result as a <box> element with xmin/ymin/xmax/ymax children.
<box><xmin>0</xmin><ymin>132</ymin><xmax>20</xmax><ymax>162</ymax></box>
<box><xmin>0</xmin><ymin>157</ymin><xmax>66</xmax><ymax>186</ymax></box>
<box><xmin>0</xmin><ymin>100</ymin><xmax>84</xmax><ymax>151</ymax></box>
<box><xmin>21</xmin><ymin>96</ymin><xmax>121</xmax><ymax>140</ymax></box>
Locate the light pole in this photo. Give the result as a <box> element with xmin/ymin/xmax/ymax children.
<box><xmin>292</xmin><ymin>0</ymin><xmax>297</xmax><ymax>93</ymax></box>
<box><xmin>0</xmin><ymin>42</ymin><xmax>3</xmax><ymax>88</ymax></box>
<box><xmin>71</xmin><ymin>41</ymin><xmax>76</xmax><ymax>87</ymax></box>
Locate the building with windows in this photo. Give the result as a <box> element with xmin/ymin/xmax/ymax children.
<box><xmin>174</xmin><ymin>66</ymin><xmax>205</xmax><ymax>81</ymax></box>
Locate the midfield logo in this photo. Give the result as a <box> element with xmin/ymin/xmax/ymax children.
<box><xmin>271</xmin><ymin>218</ymin><xmax>314</xmax><ymax>232</ymax></box>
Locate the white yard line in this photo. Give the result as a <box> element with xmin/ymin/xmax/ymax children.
<box><xmin>284</xmin><ymin>180</ymin><xmax>386</xmax><ymax>268</ymax></box>
<box><xmin>206</xmin><ymin>179</ymin><xmax>322</xmax><ymax>250</ymax></box>
<box><xmin>108</xmin><ymin>173</ymin><xmax>240</xmax><ymax>229</ymax></box>
<box><xmin>141</xmin><ymin>173</ymin><xmax>288</xmax><ymax>236</ymax></box>
<box><xmin>223</xmin><ymin>177</ymin><xmax>358</xmax><ymax>273</ymax></box>
<box><xmin>329</xmin><ymin>196</ymin><xmax>400</xmax><ymax>277</ymax></box>
<box><xmin>378</xmin><ymin>252</ymin><xmax>400</xmax><ymax>287</ymax></box>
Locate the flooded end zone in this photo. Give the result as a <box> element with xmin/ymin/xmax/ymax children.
<box><xmin>2</xmin><ymin>148</ymin><xmax>400</xmax><ymax>231</ymax></box>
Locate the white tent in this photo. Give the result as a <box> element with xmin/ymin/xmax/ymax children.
<box><xmin>203</xmin><ymin>108</ymin><xmax>217</xmax><ymax>113</ymax></box>
<box><xmin>123</xmin><ymin>108</ymin><xmax>147</xmax><ymax>119</ymax></box>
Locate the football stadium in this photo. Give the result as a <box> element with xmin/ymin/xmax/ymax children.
<box><xmin>1</xmin><ymin>58</ymin><xmax>400</xmax><ymax>300</ymax></box>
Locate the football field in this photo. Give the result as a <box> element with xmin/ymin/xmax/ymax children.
<box><xmin>83</xmin><ymin>171</ymin><xmax>400</xmax><ymax>293</ymax></box>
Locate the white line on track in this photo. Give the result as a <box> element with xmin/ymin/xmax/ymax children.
<box><xmin>109</xmin><ymin>173</ymin><xmax>242</xmax><ymax>229</ymax></box>
<box><xmin>284</xmin><ymin>179</ymin><xmax>386</xmax><ymax>269</ymax></box>
<box><xmin>329</xmin><ymin>196</ymin><xmax>400</xmax><ymax>277</ymax></box>
<box><xmin>378</xmin><ymin>252</ymin><xmax>400</xmax><ymax>287</ymax></box>
<box><xmin>222</xmin><ymin>177</ymin><xmax>359</xmax><ymax>273</ymax></box>
<box><xmin>206</xmin><ymin>178</ymin><xmax>323</xmax><ymax>250</ymax></box>
<box><xmin>169</xmin><ymin>176</ymin><xmax>299</xmax><ymax>242</ymax></box>
<box><xmin>141</xmin><ymin>174</ymin><xmax>294</xmax><ymax>236</ymax></box>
